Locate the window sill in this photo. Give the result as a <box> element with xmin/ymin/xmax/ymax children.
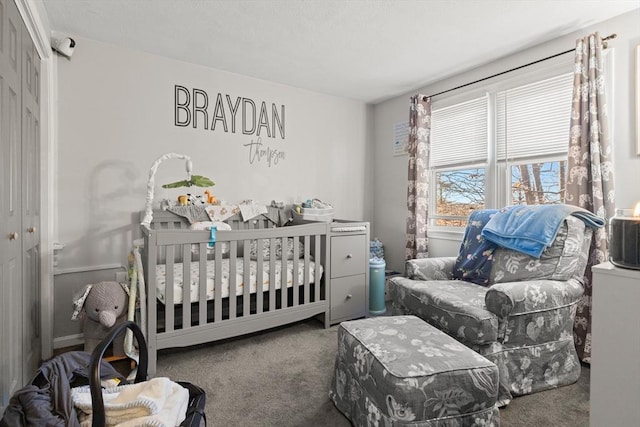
<box><xmin>427</xmin><ymin>227</ymin><xmax>464</xmax><ymax>241</ymax></box>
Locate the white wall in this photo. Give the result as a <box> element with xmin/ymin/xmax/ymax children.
<box><xmin>373</xmin><ymin>9</ymin><xmax>640</xmax><ymax>273</ymax></box>
<box><xmin>53</xmin><ymin>37</ymin><xmax>372</xmax><ymax>340</ymax></box>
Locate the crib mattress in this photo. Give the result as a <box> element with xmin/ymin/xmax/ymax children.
<box><xmin>156</xmin><ymin>258</ymin><xmax>322</xmax><ymax>304</ymax></box>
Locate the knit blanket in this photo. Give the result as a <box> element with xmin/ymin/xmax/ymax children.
<box><xmin>72</xmin><ymin>377</ymin><xmax>188</xmax><ymax>427</ymax></box>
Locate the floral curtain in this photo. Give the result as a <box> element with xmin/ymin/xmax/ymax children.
<box><xmin>406</xmin><ymin>96</ymin><xmax>431</xmax><ymax>260</ymax></box>
<box><xmin>565</xmin><ymin>32</ymin><xmax>615</xmax><ymax>363</ymax></box>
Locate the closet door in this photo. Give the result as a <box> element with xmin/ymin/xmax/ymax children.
<box><xmin>0</xmin><ymin>0</ymin><xmax>24</xmax><ymax>410</ymax></box>
<box><xmin>21</xmin><ymin>18</ymin><xmax>40</xmax><ymax>380</ymax></box>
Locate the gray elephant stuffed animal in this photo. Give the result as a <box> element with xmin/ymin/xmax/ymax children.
<box><xmin>71</xmin><ymin>281</ymin><xmax>130</xmax><ymax>356</ymax></box>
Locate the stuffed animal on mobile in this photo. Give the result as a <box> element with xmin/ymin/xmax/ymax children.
<box><xmin>71</xmin><ymin>281</ymin><xmax>130</xmax><ymax>356</ymax></box>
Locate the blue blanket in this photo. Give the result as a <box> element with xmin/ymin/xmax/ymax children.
<box><xmin>481</xmin><ymin>204</ymin><xmax>605</xmax><ymax>258</ymax></box>
<box><xmin>452</xmin><ymin>209</ymin><xmax>499</xmax><ymax>286</ymax></box>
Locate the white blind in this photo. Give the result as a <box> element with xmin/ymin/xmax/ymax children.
<box><xmin>430</xmin><ymin>96</ymin><xmax>488</xmax><ymax>167</ymax></box>
<box><xmin>496</xmin><ymin>73</ymin><xmax>573</xmax><ymax>160</ymax></box>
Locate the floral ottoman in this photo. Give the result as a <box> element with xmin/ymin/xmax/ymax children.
<box><xmin>329</xmin><ymin>315</ymin><xmax>500</xmax><ymax>426</ymax></box>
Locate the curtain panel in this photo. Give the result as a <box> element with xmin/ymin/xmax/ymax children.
<box><xmin>565</xmin><ymin>32</ymin><xmax>615</xmax><ymax>363</ymax></box>
<box><xmin>406</xmin><ymin>96</ymin><xmax>432</xmax><ymax>260</ymax></box>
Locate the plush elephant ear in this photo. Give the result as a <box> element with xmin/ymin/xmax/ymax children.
<box><xmin>71</xmin><ymin>284</ymin><xmax>93</xmax><ymax>321</ymax></box>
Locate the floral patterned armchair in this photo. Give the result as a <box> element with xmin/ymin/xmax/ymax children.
<box><xmin>388</xmin><ymin>211</ymin><xmax>593</xmax><ymax>406</ymax></box>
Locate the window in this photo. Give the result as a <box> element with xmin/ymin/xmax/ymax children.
<box><xmin>429</xmin><ymin>71</ymin><xmax>574</xmax><ymax>228</ymax></box>
<box><xmin>431</xmin><ymin>96</ymin><xmax>488</xmax><ymax>226</ymax></box>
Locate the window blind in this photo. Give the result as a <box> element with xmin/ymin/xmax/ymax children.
<box><xmin>430</xmin><ymin>96</ymin><xmax>488</xmax><ymax>167</ymax></box>
<box><xmin>496</xmin><ymin>73</ymin><xmax>573</xmax><ymax>160</ymax></box>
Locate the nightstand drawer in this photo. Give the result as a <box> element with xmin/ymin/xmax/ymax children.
<box><xmin>331</xmin><ymin>235</ymin><xmax>366</xmax><ymax>278</ymax></box>
<box><xmin>330</xmin><ymin>275</ymin><xmax>366</xmax><ymax>323</ymax></box>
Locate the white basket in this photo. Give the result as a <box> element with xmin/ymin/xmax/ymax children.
<box><xmin>293</xmin><ymin>207</ymin><xmax>335</xmax><ymax>222</ymax></box>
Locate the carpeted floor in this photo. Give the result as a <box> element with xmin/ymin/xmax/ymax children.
<box><xmin>156</xmin><ymin>318</ymin><xmax>589</xmax><ymax>427</ymax></box>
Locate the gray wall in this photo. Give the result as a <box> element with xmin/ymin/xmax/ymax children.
<box><xmin>372</xmin><ymin>9</ymin><xmax>640</xmax><ymax>274</ymax></box>
<box><xmin>53</xmin><ymin>37</ymin><xmax>373</xmax><ymax>343</ymax></box>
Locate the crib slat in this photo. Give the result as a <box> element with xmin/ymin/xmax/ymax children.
<box><xmin>166</xmin><ymin>245</ymin><xmax>175</xmax><ymax>332</ymax></box>
<box><xmin>292</xmin><ymin>238</ymin><xmax>299</xmax><ymax>306</ymax></box>
<box><xmin>243</xmin><ymin>241</ymin><xmax>250</xmax><ymax>317</ymax></box>
<box><xmin>182</xmin><ymin>244</ymin><xmax>191</xmax><ymax>329</ymax></box>
<box><xmin>256</xmin><ymin>239</ymin><xmax>264</xmax><ymax>314</ymax></box>
<box><xmin>214</xmin><ymin>252</ymin><xmax>222</xmax><ymax>323</ymax></box>
<box><xmin>269</xmin><ymin>238</ymin><xmax>276</xmax><ymax>312</ymax></box>
<box><xmin>280</xmin><ymin>237</ymin><xmax>287</xmax><ymax>308</ymax></box>
<box><xmin>314</xmin><ymin>235</ymin><xmax>321</xmax><ymax>302</ymax></box>
<box><xmin>304</xmin><ymin>235</ymin><xmax>310</xmax><ymax>304</ymax></box>
<box><xmin>198</xmin><ymin>242</ymin><xmax>207</xmax><ymax>326</ymax></box>
<box><xmin>229</xmin><ymin>241</ymin><xmax>238</xmax><ymax>320</ymax></box>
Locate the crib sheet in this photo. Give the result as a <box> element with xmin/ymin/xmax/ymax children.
<box><xmin>156</xmin><ymin>258</ymin><xmax>322</xmax><ymax>304</ymax></box>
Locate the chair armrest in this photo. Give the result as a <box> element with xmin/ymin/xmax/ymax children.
<box><xmin>485</xmin><ymin>278</ymin><xmax>584</xmax><ymax>318</ymax></box>
<box><xmin>405</xmin><ymin>257</ymin><xmax>456</xmax><ymax>280</ymax></box>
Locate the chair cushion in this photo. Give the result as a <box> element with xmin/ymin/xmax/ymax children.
<box><xmin>388</xmin><ymin>277</ymin><xmax>499</xmax><ymax>345</ymax></box>
<box><xmin>489</xmin><ymin>216</ymin><xmax>590</xmax><ymax>284</ymax></box>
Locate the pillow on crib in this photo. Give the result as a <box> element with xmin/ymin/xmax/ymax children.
<box><xmin>190</xmin><ymin>221</ymin><xmax>232</xmax><ymax>257</ymax></box>
<box><xmin>249</xmin><ymin>237</ymin><xmax>305</xmax><ymax>260</ymax></box>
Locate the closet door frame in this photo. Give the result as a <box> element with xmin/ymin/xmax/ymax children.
<box><xmin>14</xmin><ymin>0</ymin><xmax>55</xmax><ymax>361</ymax></box>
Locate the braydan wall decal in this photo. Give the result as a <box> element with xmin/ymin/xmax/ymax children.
<box><xmin>174</xmin><ymin>85</ymin><xmax>287</xmax><ymax>167</ymax></box>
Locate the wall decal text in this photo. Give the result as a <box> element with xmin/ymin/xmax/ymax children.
<box><xmin>174</xmin><ymin>85</ymin><xmax>285</xmax><ymax>139</ymax></box>
<box><xmin>243</xmin><ymin>137</ymin><xmax>286</xmax><ymax>167</ymax></box>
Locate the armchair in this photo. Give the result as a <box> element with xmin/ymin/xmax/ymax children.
<box><xmin>388</xmin><ymin>210</ymin><xmax>594</xmax><ymax>406</ymax></box>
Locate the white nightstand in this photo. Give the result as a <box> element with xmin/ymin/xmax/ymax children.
<box><xmin>590</xmin><ymin>262</ymin><xmax>640</xmax><ymax>427</ymax></box>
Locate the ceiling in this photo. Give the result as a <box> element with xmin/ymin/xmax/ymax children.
<box><xmin>43</xmin><ymin>0</ymin><xmax>639</xmax><ymax>104</ymax></box>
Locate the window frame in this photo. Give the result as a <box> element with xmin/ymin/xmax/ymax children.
<box><xmin>430</xmin><ymin>163</ymin><xmax>488</xmax><ymax>226</ymax></box>
<box><xmin>428</xmin><ymin>58</ymin><xmax>575</xmax><ymax>231</ymax></box>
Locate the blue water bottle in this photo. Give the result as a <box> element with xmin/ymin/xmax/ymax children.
<box><xmin>369</xmin><ymin>258</ymin><xmax>386</xmax><ymax>315</ymax></box>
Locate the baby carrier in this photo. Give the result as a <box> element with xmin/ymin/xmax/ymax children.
<box><xmin>1</xmin><ymin>321</ymin><xmax>206</xmax><ymax>427</ymax></box>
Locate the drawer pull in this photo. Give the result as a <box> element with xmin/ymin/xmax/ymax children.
<box><xmin>346</xmin><ymin>254</ymin><xmax>353</xmax><ymax>259</ymax></box>
<box><xmin>346</xmin><ymin>294</ymin><xmax>353</xmax><ymax>300</ymax></box>
<box><xmin>9</xmin><ymin>232</ymin><xmax>18</xmax><ymax>241</ymax></box>
<box><xmin>28</xmin><ymin>227</ymin><xmax>36</xmax><ymax>233</ymax></box>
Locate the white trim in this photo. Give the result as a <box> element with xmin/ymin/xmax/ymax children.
<box><xmin>53</xmin><ymin>333</ymin><xmax>84</xmax><ymax>350</ymax></box>
<box><xmin>14</xmin><ymin>0</ymin><xmax>51</xmax><ymax>60</ymax></box>
<box><xmin>54</xmin><ymin>264</ymin><xmax>126</xmax><ymax>276</ymax></box>
<box><xmin>15</xmin><ymin>0</ymin><xmax>55</xmax><ymax>359</ymax></box>
<box><xmin>427</xmin><ymin>227</ymin><xmax>464</xmax><ymax>242</ymax></box>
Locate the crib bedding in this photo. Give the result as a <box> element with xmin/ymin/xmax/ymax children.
<box><xmin>156</xmin><ymin>258</ymin><xmax>322</xmax><ymax>304</ymax></box>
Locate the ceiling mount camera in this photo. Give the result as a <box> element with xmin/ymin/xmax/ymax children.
<box><xmin>51</xmin><ymin>32</ymin><xmax>76</xmax><ymax>59</ymax></box>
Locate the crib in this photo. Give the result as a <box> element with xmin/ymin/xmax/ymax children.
<box><xmin>140</xmin><ymin>209</ymin><xmax>329</xmax><ymax>375</ymax></box>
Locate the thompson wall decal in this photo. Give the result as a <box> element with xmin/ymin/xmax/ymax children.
<box><xmin>243</xmin><ymin>137</ymin><xmax>286</xmax><ymax>167</ymax></box>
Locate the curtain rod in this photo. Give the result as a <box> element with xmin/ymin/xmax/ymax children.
<box><xmin>423</xmin><ymin>33</ymin><xmax>617</xmax><ymax>101</ymax></box>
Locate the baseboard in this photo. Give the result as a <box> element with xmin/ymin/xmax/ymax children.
<box><xmin>53</xmin><ymin>333</ymin><xmax>83</xmax><ymax>349</ymax></box>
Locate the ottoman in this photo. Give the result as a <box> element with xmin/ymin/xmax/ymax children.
<box><xmin>330</xmin><ymin>315</ymin><xmax>500</xmax><ymax>426</ymax></box>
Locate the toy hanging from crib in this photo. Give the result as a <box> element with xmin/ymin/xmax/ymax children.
<box><xmin>141</xmin><ymin>153</ymin><xmax>214</xmax><ymax>229</ymax></box>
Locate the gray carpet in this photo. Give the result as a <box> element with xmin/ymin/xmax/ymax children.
<box><xmin>156</xmin><ymin>318</ymin><xmax>589</xmax><ymax>426</ymax></box>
